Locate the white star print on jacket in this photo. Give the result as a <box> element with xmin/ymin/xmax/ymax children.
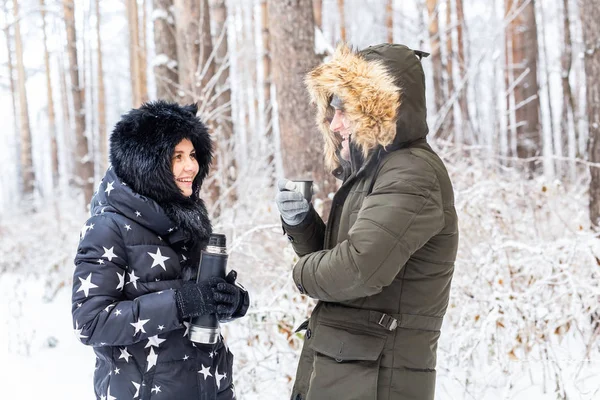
<box><xmin>71</xmin><ymin>168</ymin><xmax>235</xmax><ymax>399</ymax></box>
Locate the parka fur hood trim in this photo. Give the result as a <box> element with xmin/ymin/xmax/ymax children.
<box><xmin>305</xmin><ymin>43</ymin><xmax>400</xmax><ymax>172</ymax></box>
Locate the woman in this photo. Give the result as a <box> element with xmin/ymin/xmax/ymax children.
<box><xmin>71</xmin><ymin>101</ymin><xmax>249</xmax><ymax>399</ymax></box>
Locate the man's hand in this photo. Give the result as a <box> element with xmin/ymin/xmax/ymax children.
<box><xmin>275</xmin><ymin>179</ymin><xmax>310</xmax><ymax>226</ymax></box>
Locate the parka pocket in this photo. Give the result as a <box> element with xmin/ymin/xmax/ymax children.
<box><xmin>306</xmin><ymin>323</ymin><xmax>386</xmax><ymax>400</ymax></box>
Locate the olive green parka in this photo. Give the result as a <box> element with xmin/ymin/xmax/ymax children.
<box><xmin>284</xmin><ymin>43</ymin><xmax>459</xmax><ymax>400</ymax></box>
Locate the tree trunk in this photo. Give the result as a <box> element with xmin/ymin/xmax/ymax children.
<box><xmin>233</xmin><ymin>2</ymin><xmax>248</xmax><ymax>168</ymax></box>
<box><xmin>81</xmin><ymin>3</ymin><xmax>88</xmax><ymax>133</ymax></box>
<box><xmin>201</xmin><ymin>0</ymin><xmax>219</xmax><ymax>209</ymax></box>
<box><xmin>337</xmin><ymin>0</ymin><xmax>346</xmax><ymax>41</ymax></box>
<box><xmin>63</xmin><ymin>0</ymin><xmax>94</xmax><ymax>205</ymax></box>
<box><xmin>96</xmin><ymin>0</ymin><xmax>107</xmax><ymax>172</ymax></box>
<box><xmin>198</xmin><ymin>0</ymin><xmax>214</xmax><ymax>110</ymax></box>
<box><xmin>560</xmin><ymin>0</ymin><xmax>572</xmax><ymax>158</ymax></box>
<box><xmin>174</xmin><ymin>0</ymin><xmax>215</xmax><ymax>109</ymax></box>
<box><xmin>209</xmin><ymin>0</ymin><xmax>236</xmax><ymax>212</ymax></box>
<box><xmin>211</xmin><ymin>0</ymin><xmax>232</xmax><ymax>136</ymax></box>
<box><xmin>536</xmin><ymin>0</ymin><xmax>556</xmax><ymax>178</ymax></box>
<box><xmin>445</xmin><ymin>0</ymin><xmax>455</xmax><ymax>140</ymax></box>
<box><xmin>140</xmin><ymin>0</ymin><xmax>148</xmax><ymax>103</ymax></box>
<box><xmin>126</xmin><ymin>0</ymin><xmax>142</xmax><ymax>106</ymax></box>
<box><xmin>267</xmin><ymin>0</ymin><xmax>336</xmax><ymax>208</ymax></box>
<box><xmin>504</xmin><ymin>0</ymin><xmax>516</xmax><ymax>159</ymax></box>
<box><xmin>455</xmin><ymin>0</ymin><xmax>470</xmax><ymax>135</ymax></box>
<box><xmin>313</xmin><ymin>0</ymin><xmax>322</xmax><ymax>29</ymax></box>
<box><xmin>261</xmin><ymin>0</ymin><xmax>273</xmax><ymax>173</ymax></box>
<box><xmin>174</xmin><ymin>0</ymin><xmax>195</xmax><ymax>103</ymax></box>
<box><xmin>386</xmin><ymin>0</ymin><xmax>393</xmax><ymax>43</ymax></box>
<box><xmin>13</xmin><ymin>0</ymin><xmax>35</xmax><ymax>196</ymax></box>
<box><xmin>505</xmin><ymin>0</ymin><xmax>541</xmax><ymax>173</ymax></box>
<box><xmin>40</xmin><ymin>0</ymin><xmax>59</xmax><ymax>190</ymax></box>
<box><xmin>581</xmin><ymin>0</ymin><xmax>600</xmax><ymax>226</ymax></box>
<box><xmin>262</xmin><ymin>0</ymin><xmax>272</xmax><ymax>121</ymax></box>
<box><xmin>3</xmin><ymin>0</ymin><xmax>19</xmax><ymax>166</ymax></box>
<box><xmin>152</xmin><ymin>0</ymin><xmax>179</xmax><ymax>100</ymax></box>
<box><xmin>58</xmin><ymin>46</ymin><xmax>73</xmax><ymax>177</ymax></box>
<box><xmin>426</xmin><ymin>0</ymin><xmax>445</xmax><ymax>136</ymax></box>
<box><xmin>560</xmin><ymin>0</ymin><xmax>579</xmax><ymax>171</ymax></box>
<box><xmin>242</xmin><ymin>1</ymin><xmax>257</xmax><ymax>136</ymax></box>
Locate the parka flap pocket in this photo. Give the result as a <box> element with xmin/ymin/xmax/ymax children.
<box><xmin>309</xmin><ymin>323</ymin><xmax>386</xmax><ymax>362</ymax></box>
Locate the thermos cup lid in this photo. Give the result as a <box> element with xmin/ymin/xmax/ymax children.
<box><xmin>208</xmin><ymin>233</ymin><xmax>226</xmax><ymax>248</ymax></box>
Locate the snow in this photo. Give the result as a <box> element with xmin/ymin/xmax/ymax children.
<box><xmin>152</xmin><ymin>53</ymin><xmax>178</xmax><ymax>69</ymax></box>
<box><xmin>151</xmin><ymin>8</ymin><xmax>171</xmax><ymax>23</ymax></box>
<box><xmin>0</xmin><ymin>277</ymin><xmax>95</xmax><ymax>398</ymax></box>
<box><xmin>314</xmin><ymin>26</ymin><xmax>334</xmax><ymax>56</ymax></box>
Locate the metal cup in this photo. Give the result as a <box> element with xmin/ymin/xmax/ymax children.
<box><xmin>288</xmin><ymin>180</ymin><xmax>313</xmax><ymax>202</ymax></box>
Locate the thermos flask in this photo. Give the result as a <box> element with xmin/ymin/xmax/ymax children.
<box><xmin>189</xmin><ymin>233</ymin><xmax>228</xmax><ymax>344</ymax></box>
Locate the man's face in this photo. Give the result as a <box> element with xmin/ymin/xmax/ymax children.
<box><xmin>330</xmin><ymin>109</ymin><xmax>352</xmax><ymax>160</ymax></box>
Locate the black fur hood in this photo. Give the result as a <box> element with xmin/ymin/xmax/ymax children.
<box><xmin>108</xmin><ymin>100</ymin><xmax>213</xmax><ymax>243</ymax></box>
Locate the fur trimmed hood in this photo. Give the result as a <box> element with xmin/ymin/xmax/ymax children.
<box><xmin>305</xmin><ymin>43</ymin><xmax>429</xmax><ymax>171</ymax></box>
<box><xmin>108</xmin><ymin>100</ymin><xmax>213</xmax><ymax>243</ymax></box>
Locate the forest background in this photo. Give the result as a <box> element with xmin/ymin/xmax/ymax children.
<box><xmin>1</xmin><ymin>0</ymin><xmax>600</xmax><ymax>398</ymax></box>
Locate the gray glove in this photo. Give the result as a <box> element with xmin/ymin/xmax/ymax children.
<box><xmin>275</xmin><ymin>179</ymin><xmax>310</xmax><ymax>226</ymax></box>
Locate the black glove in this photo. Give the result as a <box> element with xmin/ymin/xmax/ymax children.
<box><xmin>175</xmin><ymin>278</ymin><xmax>221</xmax><ymax>320</ymax></box>
<box><xmin>214</xmin><ymin>270</ymin><xmax>249</xmax><ymax>321</ymax></box>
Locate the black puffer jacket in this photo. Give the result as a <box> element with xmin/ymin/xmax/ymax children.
<box><xmin>71</xmin><ymin>101</ymin><xmax>239</xmax><ymax>400</ymax></box>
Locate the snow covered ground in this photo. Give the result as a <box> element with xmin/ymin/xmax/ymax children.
<box><xmin>1</xmin><ymin>277</ymin><xmax>96</xmax><ymax>398</ymax></box>
<box><xmin>1</xmin><ymin>276</ymin><xmax>598</xmax><ymax>400</ymax></box>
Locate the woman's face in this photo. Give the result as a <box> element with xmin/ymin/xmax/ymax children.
<box><xmin>171</xmin><ymin>138</ymin><xmax>199</xmax><ymax>197</ymax></box>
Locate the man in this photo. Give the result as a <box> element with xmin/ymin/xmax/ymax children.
<box><xmin>275</xmin><ymin>43</ymin><xmax>459</xmax><ymax>400</ymax></box>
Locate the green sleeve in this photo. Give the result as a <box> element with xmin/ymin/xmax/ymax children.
<box><xmin>282</xmin><ymin>205</ymin><xmax>326</xmax><ymax>257</ymax></box>
<box><xmin>292</xmin><ymin>155</ymin><xmax>444</xmax><ymax>301</ymax></box>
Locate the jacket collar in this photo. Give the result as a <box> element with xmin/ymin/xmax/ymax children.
<box><xmin>91</xmin><ymin>168</ymin><xmax>209</xmax><ymax>244</ymax></box>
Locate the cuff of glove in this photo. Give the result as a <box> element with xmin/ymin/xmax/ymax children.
<box><xmin>220</xmin><ymin>285</ymin><xmax>250</xmax><ymax>322</ymax></box>
<box><xmin>175</xmin><ymin>283</ymin><xmax>205</xmax><ymax>321</ymax></box>
<box><xmin>175</xmin><ymin>289</ymin><xmax>189</xmax><ymax>321</ymax></box>
<box><xmin>282</xmin><ymin>204</ymin><xmax>316</xmax><ymax>232</ymax></box>
<box><xmin>281</xmin><ymin>211</ymin><xmax>308</xmax><ymax>226</ymax></box>
<box><xmin>233</xmin><ymin>287</ymin><xmax>250</xmax><ymax>318</ymax></box>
